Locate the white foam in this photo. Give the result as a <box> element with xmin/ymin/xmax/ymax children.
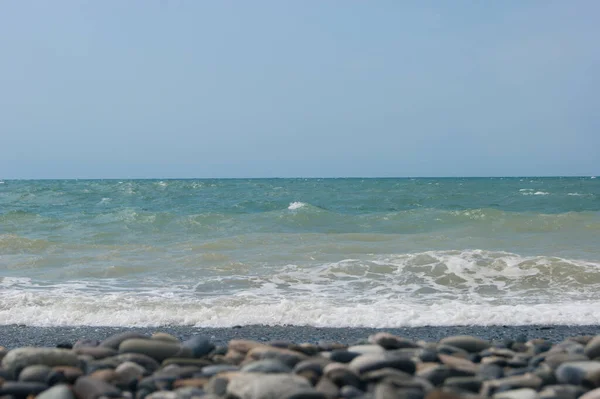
<box><xmin>2</xmin><ymin>250</ymin><xmax>600</xmax><ymax>327</ymax></box>
<box><xmin>1</xmin><ymin>290</ymin><xmax>600</xmax><ymax>327</ymax></box>
<box><xmin>288</xmin><ymin>201</ymin><xmax>307</xmax><ymax>210</ymax></box>
<box><xmin>519</xmin><ymin>188</ymin><xmax>533</xmax><ymax>192</ymax></box>
<box><xmin>568</xmin><ymin>193</ymin><xmax>583</xmax><ymax>196</ymax></box>
<box><xmin>522</xmin><ymin>191</ymin><xmax>550</xmax><ymax>196</ymax></box>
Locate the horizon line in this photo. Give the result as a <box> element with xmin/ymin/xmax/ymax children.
<box><xmin>1</xmin><ymin>175</ymin><xmax>597</xmax><ymax>181</ymax></box>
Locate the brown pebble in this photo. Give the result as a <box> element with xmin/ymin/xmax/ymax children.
<box><xmin>52</xmin><ymin>366</ymin><xmax>83</xmax><ymax>383</ymax></box>
<box><xmin>89</xmin><ymin>369</ymin><xmax>119</xmax><ymax>383</ymax></box>
<box><xmin>74</xmin><ymin>347</ymin><xmax>118</xmax><ymax>360</ymax></box>
<box><xmin>227</xmin><ymin>340</ymin><xmax>266</xmax><ymax>354</ymax></box>
<box><xmin>426</xmin><ymin>389</ymin><xmax>464</xmax><ymax>399</ymax></box>
<box><xmin>172</xmin><ymin>378</ymin><xmax>209</xmax><ymax>389</ymax></box>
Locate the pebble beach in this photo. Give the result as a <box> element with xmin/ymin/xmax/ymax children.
<box><xmin>4</xmin><ymin>326</ymin><xmax>600</xmax><ymax>399</ymax></box>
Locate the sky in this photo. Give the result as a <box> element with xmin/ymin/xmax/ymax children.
<box><xmin>0</xmin><ymin>1</ymin><xmax>599</xmax><ymax>178</ymax></box>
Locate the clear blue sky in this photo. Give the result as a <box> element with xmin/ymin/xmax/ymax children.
<box><xmin>1</xmin><ymin>1</ymin><xmax>598</xmax><ymax>178</ymax></box>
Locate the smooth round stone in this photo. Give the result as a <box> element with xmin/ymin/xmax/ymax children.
<box><xmin>174</xmin><ymin>386</ymin><xmax>206</xmax><ymax>399</ymax></box>
<box><xmin>532</xmin><ymin>365</ymin><xmax>556</xmax><ymax>386</ymax></box>
<box><xmin>100</xmin><ymin>332</ymin><xmax>149</xmax><ymax>349</ymax></box>
<box><xmin>115</xmin><ymin>361</ymin><xmax>146</xmax><ymax>380</ymax></box>
<box><xmin>330</xmin><ymin>350</ymin><xmax>361</xmax><ymax>364</ymax></box>
<box><xmin>293</xmin><ymin>359</ymin><xmax>330</xmax><ymax>379</ymax></box>
<box><xmin>539</xmin><ymin>384</ymin><xmax>586</xmax><ymax>399</ymax></box>
<box><xmin>247</xmin><ymin>346</ymin><xmax>308</xmax><ymax>368</ymax></box>
<box><xmin>479</xmin><ymin>363</ymin><xmax>505</xmax><ymax>380</ymax></box>
<box><xmin>443</xmin><ymin>376</ymin><xmax>483</xmax><ymax>393</ymax></box>
<box><xmin>480</xmin><ymin>375</ymin><xmax>543</xmax><ymax>397</ymax></box>
<box><xmin>89</xmin><ymin>369</ymin><xmax>119</xmax><ymax>383</ymax></box>
<box><xmin>436</xmin><ymin>345</ymin><xmax>470</xmax><ymax>358</ymax></box>
<box><xmin>228</xmin><ymin>340</ymin><xmax>266</xmax><ymax>354</ymax></box>
<box><xmin>204</xmin><ymin>375</ymin><xmax>230</xmax><ymax>396</ymax></box>
<box><xmin>151</xmin><ymin>333</ymin><xmax>180</xmax><ymax>343</ymax></box>
<box><xmin>437</xmin><ymin>354</ymin><xmax>478</xmax><ymax>373</ymax></box>
<box><xmin>346</xmin><ymin>345</ymin><xmax>385</xmax><ymax>355</ymax></box>
<box><xmin>556</xmin><ymin>361</ymin><xmax>600</xmax><ymax>385</ymax></box>
<box><xmin>146</xmin><ymin>391</ymin><xmax>177</xmax><ymax>399</ymax></box>
<box><xmin>581</xmin><ymin>388</ymin><xmax>600</xmax><ymax>399</ymax></box>
<box><xmin>586</xmin><ymin>337</ymin><xmax>600</xmax><ymax>360</ymax></box>
<box><xmin>74</xmin><ymin>346</ymin><xmax>118</xmax><ymax>359</ymax></box>
<box><xmin>439</xmin><ymin>336</ymin><xmax>491</xmax><ymax>353</ymax></box>
<box><xmin>340</xmin><ymin>385</ymin><xmax>365</xmax><ymax>398</ymax></box>
<box><xmin>0</xmin><ymin>347</ymin><xmax>8</xmax><ymax>362</ymax></box>
<box><xmin>2</xmin><ymin>348</ymin><xmax>80</xmax><ymax>377</ymax></box>
<box><xmin>315</xmin><ymin>376</ymin><xmax>339</xmax><ymax>398</ymax></box>
<box><xmin>549</xmin><ymin>341</ymin><xmax>585</xmax><ymax>355</ymax></box>
<box><xmin>51</xmin><ymin>366</ymin><xmax>83</xmax><ymax>384</ymax></box>
<box><xmin>161</xmin><ymin>358</ymin><xmax>211</xmax><ymax>368</ymax></box>
<box><xmin>290</xmin><ymin>343</ymin><xmax>320</xmax><ymax>357</ymax></box>
<box><xmin>369</xmin><ymin>333</ymin><xmax>419</xmax><ymax>350</ymax></box>
<box><xmin>324</xmin><ymin>364</ymin><xmax>361</xmax><ymax>388</ymax></box>
<box><xmin>182</xmin><ymin>336</ymin><xmax>215</xmax><ymax>358</ymax></box>
<box><xmin>376</xmin><ymin>383</ymin><xmax>424</xmax><ymax>399</ymax></box>
<box><xmin>318</xmin><ymin>341</ymin><xmax>347</xmax><ymax>351</ymax></box>
<box><xmin>88</xmin><ymin>353</ymin><xmax>160</xmax><ymax>373</ymax></box>
<box><xmin>200</xmin><ymin>364</ymin><xmax>240</xmax><ymax>377</ymax></box>
<box><xmin>417</xmin><ymin>365</ymin><xmax>474</xmax><ymax>386</ymax></box>
<box><xmin>493</xmin><ymin>388</ymin><xmax>539</xmax><ymax>399</ymax></box>
<box><xmin>241</xmin><ymin>359</ymin><xmax>292</xmax><ymax>373</ymax></box>
<box><xmin>19</xmin><ymin>364</ymin><xmax>52</xmax><ymax>382</ymax></box>
<box><xmin>482</xmin><ymin>348</ymin><xmax>517</xmax><ymax>358</ymax></box>
<box><xmin>0</xmin><ymin>381</ymin><xmax>49</xmax><ymax>397</ymax></box>
<box><xmin>349</xmin><ymin>353</ymin><xmax>415</xmax><ymax>375</ymax></box>
<box><xmin>227</xmin><ymin>373</ymin><xmax>316</xmax><ymax>399</ymax></box>
<box><xmin>172</xmin><ymin>378</ymin><xmax>209</xmax><ymax>389</ymax></box>
<box><xmin>119</xmin><ymin>339</ymin><xmax>191</xmax><ymax>362</ymax></box>
<box><xmin>37</xmin><ymin>384</ymin><xmax>76</xmax><ymax>399</ymax></box>
<box><xmin>418</xmin><ymin>349</ymin><xmax>439</xmax><ymax>363</ymax></box>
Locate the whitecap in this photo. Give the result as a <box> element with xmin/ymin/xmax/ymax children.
<box><xmin>288</xmin><ymin>202</ymin><xmax>307</xmax><ymax>210</ymax></box>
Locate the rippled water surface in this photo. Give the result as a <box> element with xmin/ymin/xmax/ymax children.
<box><xmin>1</xmin><ymin>177</ymin><xmax>599</xmax><ymax>326</ymax></box>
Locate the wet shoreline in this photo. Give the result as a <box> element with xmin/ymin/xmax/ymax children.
<box><xmin>2</xmin><ymin>324</ymin><xmax>600</xmax><ymax>348</ymax></box>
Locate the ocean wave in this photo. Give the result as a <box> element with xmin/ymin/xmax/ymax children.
<box><xmin>288</xmin><ymin>201</ymin><xmax>307</xmax><ymax>210</ymax></box>
<box><xmin>1</xmin><ymin>290</ymin><xmax>600</xmax><ymax>328</ymax></box>
<box><xmin>522</xmin><ymin>191</ymin><xmax>550</xmax><ymax>196</ymax></box>
<box><xmin>2</xmin><ymin>250</ymin><xmax>600</xmax><ymax>327</ymax></box>
<box><xmin>1</xmin><ymin>207</ymin><xmax>599</xmax><ymax>246</ymax></box>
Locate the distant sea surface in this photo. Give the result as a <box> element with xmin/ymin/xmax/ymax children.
<box><xmin>1</xmin><ymin>177</ymin><xmax>599</xmax><ymax>327</ymax></box>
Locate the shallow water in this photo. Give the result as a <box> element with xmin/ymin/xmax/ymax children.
<box><xmin>1</xmin><ymin>177</ymin><xmax>599</xmax><ymax>327</ymax></box>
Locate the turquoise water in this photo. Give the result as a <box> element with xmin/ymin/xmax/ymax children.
<box><xmin>1</xmin><ymin>177</ymin><xmax>599</xmax><ymax>327</ymax></box>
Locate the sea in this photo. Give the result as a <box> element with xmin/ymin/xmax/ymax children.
<box><xmin>0</xmin><ymin>177</ymin><xmax>599</xmax><ymax>328</ymax></box>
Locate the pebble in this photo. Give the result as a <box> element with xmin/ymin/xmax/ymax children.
<box><xmin>349</xmin><ymin>352</ymin><xmax>416</xmax><ymax>374</ymax></box>
<box><xmin>5</xmin><ymin>331</ymin><xmax>600</xmax><ymax>399</ymax></box>
<box><xmin>227</xmin><ymin>373</ymin><xmax>315</xmax><ymax>399</ymax></box>
<box><xmin>555</xmin><ymin>361</ymin><xmax>600</xmax><ymax>385</ymax></box>
<box><xmin>1</xmin><ymin>348</ymin><xmax>79</xmax><ymax>377</ymax></box>
<box><xmin>585</xmin><ymin>337</ymin><xmax>600</xmax><ymax>359</ymax></box>
<box><xmin>119</xmin><ymin>339</ymin><xmax>192</xmax><ymax>362</ymax></box>
<box><xmin>439</xmin><ymin>336</ymin><xmax>491</xmax><ymax>353</ymax></box>
<box><xmin>36</xmin><ymin>384</ymin><xmax>76</xmax><ymax>399</ymax></box>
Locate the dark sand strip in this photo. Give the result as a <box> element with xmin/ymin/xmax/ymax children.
<box><xmin>2</xmin><ymin>325</ymin><xmax>600</xmax><ymax>348</ymax></box>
